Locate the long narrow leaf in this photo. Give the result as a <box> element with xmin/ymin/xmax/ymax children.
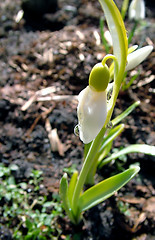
<box><xmin>98</xmin><ymin>124</ymin><xmax>124</xmax><ymax>164</ymax></box>
<box><xmin>112</xmin><ymin>101</ymin><xmax>140</xmax><ymax>126</ymax></box>
<box><xmin>100</xmin><ymin>17</ymin><xmax>110</xmax><ymax>53</ymax></box>
<box><xmin>68</xmin><ymin>171</ymin><xmax>78</xmax><ymax>206</ymax></box>
<box><xmin>98</xmin><ymin>141</ymin><xmax>113</xmax><ymax>164</ymax></box>
<box><xmin>99</xmin><ymin>144</ymin><xmax>155</xmax><ymax>168</ymax></box>
<box><xmin>59</xmin><ymin>173</ymin><xmax>69</xmax><ymax>211</ymax></box>
<box><xmin>122</xmin><ymin>71</ymin><xmax>139</xmax><ymax>91</ymax></box>
<box><xmin>79</xmin><ymin>167</ymin><xmax>140</xmax><ymax>212</ymax></box>
<box><xmin>59</xmin><ymin>173</ymin><xmax>75</xmax><ymax>223</ymax></box>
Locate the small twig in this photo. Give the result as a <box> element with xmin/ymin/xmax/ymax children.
<box><xmin>26</xmin><ymin>106</ymin><xmax>55</xmax><ymax>136</ymax></box>
<box><xmin>45</xmin><ymin>118</ymin><xmax>64</xmax><ymax>156</ymax></box>
<box><xmin>21</xmin><ymin>86</ymin><xmax>57</xmax><ymax>111</ymax></box>
<box><xmin>37</xmin><ymin>95</ymin><xmax>78</xmax><ymax>102</ymax></box>
<box><xmin>21</xmin><ymin>86</ymin><xmax>77</xmax><ymax>111</ymax></box>
<box><xmin>26</xmin><ymin>115</ymin><xmax>42</xmax><ymax>136</ymax></box>
<box><xmin>21</xmin><ymin>94</ymin><xmax>37</xmax><ymax>111</ymax></box>
<box><xmin>132</xmin><ymin>74</ymin><xmax>155</xmax><ymax>89</ymax></box>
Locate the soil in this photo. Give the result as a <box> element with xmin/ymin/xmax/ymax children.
<box><xmin>0</xmin><ymin>0</ymin><xmax>155</xmax><ymax>239</ymax></box>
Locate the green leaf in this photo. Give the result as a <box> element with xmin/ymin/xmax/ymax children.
<box><xmin>68</xmin><ymin>171</ymin><xmax>78</xmax><ymax>206</ymax></box>
<box><xmin>112</xmin><ymin>101</ymin><xmax>140</xmax><ymax>126</ymax></box>
<box><xmin>78</xmin><ymin>166</ymin><xmax>140</xmax><ymax>212</ymax></box>
<box><xmin>25</xmin><ymin>218</ymin><xmax>33</xmax><ymax>231</ymax></box>
<box><xmin>10</xmin><ymin>164</ymin><xmax>19</xmax><ymax>171</ymax></box>
<box><xmin>100</xmin><ymin>17</ymin><xmax>110</xmax><ymax>53</ymax></box>
<box><xmin>98</xmin><ymin>141</ymin><xmax>113</xmax><ymax>163</ymax></box>
<box><xmin>59</xmin><ymin>173</ymin><xmax>75</xmax><ymax>224</ymax></box>
<box><xmin>99</xmin><ymin>144</ymin><xmax>155</xmax><ymax>168</ymax></box>
<box><xmin>97</xmin><ymin>124</ymin><xmax>124</xmax><ymax>164</ymax></box>
<box><xmin>59</xmin><ymin>174</ymin><xmax>70</xmax><ymax>212</ymax></box>
<box><xmin>128</xmin><ymin>21</ymin><xmax>139</xmax><ymax>45</ymax></box>
<box><xmin>25</xmin><ymin>228</ymin><xmax>41</xmax><ymax>240</ymax></box>
<box><xmin>122</xmin><ymin>71</ymin><xmax>140</xmax><ymax>91</ymax></box>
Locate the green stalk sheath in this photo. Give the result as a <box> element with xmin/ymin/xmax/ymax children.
<box><xmin>72</xmin><ymin>127</ymin><xmax>106</xmax><ymax>219</ymax></box>
<box><xmin>84</xmin><ymin>142</ymin><xmax>92</xmax><ymax>160</ymax></box>
<box><xmin>85</xmin><ymin>154</ymin><xmax>98</xmax><ymax>185</ymax></box>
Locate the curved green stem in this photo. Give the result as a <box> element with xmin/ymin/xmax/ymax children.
<box><xmin>102</xmin><ymin>54</ymin><xmax>117</xmax><ymax>66</ymax></box>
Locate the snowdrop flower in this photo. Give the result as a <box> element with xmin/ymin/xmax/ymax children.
<box><xmin>125</xmin><ymin>45</ymin><xmax>153</xmax><ymax>71</ymax></box>
<box><xmin>77</xmin><ymin>63</ymin><xmax>110</xmax><ymax>144</ymax></box>
<box><xmin>128</xmin><ymin>0</ymin><xmax>145</xmax><ymax>20</ymax></box>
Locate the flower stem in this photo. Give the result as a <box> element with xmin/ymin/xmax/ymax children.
<box><xmin>128</xmin><ymin>21</ymin><xmax>138</xmax><ymax>45</ymax></box>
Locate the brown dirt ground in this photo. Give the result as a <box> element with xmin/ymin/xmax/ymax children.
<box><xmin>0</xmin><ymin>0</ymin><xmax>155</xmax><ymax>239</ymax></box>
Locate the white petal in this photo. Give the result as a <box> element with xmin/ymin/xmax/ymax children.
<box><xmin>129</xmin><ymin>0</ymin><xmax>145</xmax><ymax>20</ymax></box>
<box><xmin>77</xmin><ymin>86</ymin><xmax>107</xmax><ymax>144</ymax></box>
<box><xmin>125</xmin><ymin>45</ymin><xmax>153</xmax><ymax>71</ymax></box>
<box><xmin>104</xmin><ymin>30</ymin><xmax>113</xmax><ymax>47</ymax></box>
<box><xmin>128</xmin><ymin>45</ymin><xmax>138</xmax><ymax>54</ymax></box>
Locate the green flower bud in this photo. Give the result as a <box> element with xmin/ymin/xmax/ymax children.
<box><xmin>89</xmin><ymin>63</ymin><xmax>110</xmax><ymax>92</ymax></box>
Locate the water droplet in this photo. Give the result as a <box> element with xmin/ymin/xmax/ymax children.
<box><xmin>107</xmin><ymin>88</ymin><xmax>113</xmax><ymax>100</ymax></box>
<box><xmin>106</xmin><ymin>121</ymin><xmax>113</xmax><ymax>129</ymax></box>
<box><xmin>74</xmin><ymin>125</ymin><xmax>79</xmax><ymax>136</ymax></box>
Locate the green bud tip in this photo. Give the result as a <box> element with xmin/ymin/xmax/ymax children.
<box><xmin>89</xmin><ymin>62</ymin><xmax>110</xmax><ymax>92</ymax></box>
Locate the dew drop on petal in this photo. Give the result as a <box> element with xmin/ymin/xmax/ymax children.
<box><xmin>74</xmin><ymin>125</ymin><xmax>79</xmax><ymax>137</ymax></box>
